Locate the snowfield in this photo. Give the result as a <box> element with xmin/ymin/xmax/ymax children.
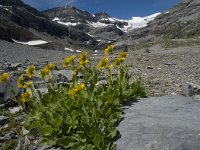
<box><xmin>12</xmin><ymin>40</ymin><xmax>48</xmax><ymax>46</ymax></box>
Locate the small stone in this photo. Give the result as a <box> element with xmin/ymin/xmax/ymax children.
<box><xmin>147</xmin><ymin>66</ymin><xmax>153</xmax><ymax>70</ymax></box>
<box><xmin>9</xmin><ymin>106</ymin><xmax>20</xmax><ymax>114</ymax></box>
<box><xmin>165</xmin><ymin>63</ymin><xmax>176</xmax><ymax>66</ymax></box>
<box><xmin>144</xmin><ymin>48</ymin><xmax>150</xmax><ymax>53</ymax></box>
<box><xmin>182</xmin><ymin>82</ymin><xmax>200</xmax><ymax>97</ymax></box>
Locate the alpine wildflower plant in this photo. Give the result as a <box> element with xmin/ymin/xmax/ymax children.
<box><xmin>26</xmin><ymin>65</ymin><xmax>36</xmax><ymax>78</ymax></box>
<box><xmin>97</xmin><ymin>57</ymin><xmax>109</xmax><ymax>69</ymax></box>
<box><xmin>104</xmin><ymin>44</ymin><xmax>114</xmax><ymax>55</ymax></box>
<box><xmin>19</xmin><ymin>90</ymin><xmax>31</xmax><ymax>103</ymax></box>
<box><xmin>78</xmin><ymin>52</ymin><xmax>89</xmax><ymax>66</ymax></box>
<box><xmin>62</xmin><ymin>55</ymin><xmax>76</xmax><ymax>68</ymax></box>
<box><xmin>8</xmin><ymin>45</ymin><xmax>146</xmax><ymax>150</ymax></box>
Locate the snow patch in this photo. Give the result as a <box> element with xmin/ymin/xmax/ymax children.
<box><xmin>118</xmin><ymin>12</ymin><xmax>161</xmax><ymax>32</ymax></box>
<box><xmin>76</xmin><ymin>50</ymin><xmax>81</xmax><ymax>53</ymax></box>
<box><xmin>57</xmin><ymin>21</ymin><xmax>81</xmax><ymax>26</ymax></box>
<box><xmin>52</xmin><ymin>17</ymin><xmax>60</xmax><ymax>21</ymax></box>
<box><xmin>88</xmin><ymin>21</ymin><xmax>108</xmax><ymax>28</ymax></box>
<box><xmin>87</xmin><ymin>33</ymin><xmax>94</xmax><ymax>37</ymax></box>
<box><xmin>64</xmin><ymin>48</ymin><xmax>74</xmax><ymax>52</ymax></box>
<box><xmin>13</xmin><ymin>39</ymin><xmax>48</xmax><ymax>46</ymax></box>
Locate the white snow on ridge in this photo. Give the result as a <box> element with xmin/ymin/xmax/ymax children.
<box><xmin>100</xmin><ymin>17</ymin><xmax>118</xmax><ymax>22</ymax></box>
<box><xmin>13</xmin><ymin>40</ymin><xmax>48</xmax><ymax>46</ymax></box>
<box><xmin>64</xmin><ymin>48</ymin><xmax>74</xmax><ymax>52</ymax></box>
<box><xmin>52</xmin><ymin>17</ymin><xmax>60</xmax><ymax>21</ymax></box>
<box><xmin>53</xmin><ymin>12</ymin><xmax>160</xmax><ymax>32</ymax></box>
<box><xmin>53</xmin><ymin>17</ymin><xmax>81</xmax><ymax>26</ymax></box>
<box><xmin>87</xmin><ymin>21</ymin><xmax>108</xmax><ymax>28</ymax></box>
<box><xmin>119</xmin><ymin>12</ymin><xmax>161</xmax><ymax>32</ymax></box>
<box><xmin>57</xmin><ymin>21</ymin><xmax>81</xmax><ymax>26</ymax></box>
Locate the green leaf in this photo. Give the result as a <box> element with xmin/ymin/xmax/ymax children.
<box><xmin>93</xmin><ymin>134</ymin><xmax>103</xmax><ymax>148</ymax></box>
<box><xmin>38</xmin><ymin>125</ymin><xmax>53</xmax><ymax>136</ymax></box>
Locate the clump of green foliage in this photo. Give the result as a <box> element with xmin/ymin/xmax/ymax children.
<box><xmin>0</xmin><ymin>45</ymin><xmax>146</xmax><ymax>149</ymax></box>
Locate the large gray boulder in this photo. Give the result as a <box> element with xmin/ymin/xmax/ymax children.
<box><xmin>116</xmin><ymin>95</ymin><xmax>200</xmax><ymax>150</ymax></box>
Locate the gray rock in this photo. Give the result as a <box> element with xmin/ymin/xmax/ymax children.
<box><xmin>0</xmin><ymin>116</ymin><xmax>8</xmax><ymax>126</ymax></box>
<box><xmin>53</xmin><ymin>70</ymin><xmax>73</xmax><ymax>82</ymax></box>
<box><xmin>182</xmin><ymin>82</ymin><xmax>200</xmax><ymax>98</ymax></box>
<box><xmin>9</xmin><ymin>106</ymin><xmax>20</xmax><ymax>114</ymax></box>
<box><xmin>6</xmin><ymin>63</ymin><xmax>22</xmax><ymax>71</ymax></box>
<box><xmin>0</xmin><ymin>74</ymin><xmax>19</xmax><ymax>104</ymax></box>
<box><xmin>116</xmin><ymin>95</ymin><xmax>200</xmax><ymax>150</ymax></box>
<box><xmin>146</xmin><ymin>66</ymin><xmax>153</xmax><ymax>70</ymax></box>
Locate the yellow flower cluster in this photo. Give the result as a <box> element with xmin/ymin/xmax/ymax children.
<box><xmin>39</xmin><ymin>63</ymin><xmax>57</xmax><ymax>79</ymax></box>
<box><xmin>104</xmin><ymin>44</ymin><xmax>114</xmax><ymax>55</ymax></box>
<box><xmin>19</xmin><ymin>91</ymin><xmax>31</xmax><ymax>103</ymax></box>
<box><xmin>114</xmin><ymin>52</ymin><xmax>128</xmax><ymax>67</ymax></box>
<box><xmin>68</xmin><ymin>83</ymin><xmax>86</xmax><ymax>96</ymax></box>
<box><xmin>62</xmin><ymin>55</ymin><xmax>76</xmax><ymax>68</ymax></box>
<box><xmin>97</xmin><ymin>57</ymin><xmax>109</xmax><ymax>69</ymax></box>
<box><xmin>47</xmin><ymin>63</ymin><xmax>56</xmax><ymax>71</ymax></box>
<box><xmin>40</xmin><ymin>67</ymin><xmax>50</xmax><ymax>79</ymax></box>
<box><xmin>78</xmin><ymin>52</ymin><xmax>89</xmax><ymax>66</ymax></box>
<box><xmin>26</xmin><ymin>65</ymin><xmax>36</xmax><ymax>78</ymax></box>
<box><xmin>0</xmin><ymin>73</ymin><xmax>10</xmax><ymax>83</ymax></box>
<box><xmin>17</xmin><ymin>76</ymin><xmax>33</xmax><ymax>88</ymax></box>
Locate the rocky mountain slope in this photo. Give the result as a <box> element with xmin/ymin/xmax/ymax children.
<box><xmin>0</xmin><ymin>0</ymin><xmax>97</xmax><ymax>50</ymax></box>
<box><xmin>116</xmin><ymin>0</ymin><xmax>200</xmax><ymax>48</ymax></box>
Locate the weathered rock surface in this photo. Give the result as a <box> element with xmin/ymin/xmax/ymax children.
<box><xmin>182</xmin><ymin>82</ymin><xmax>200</xmax><ymax>99</ymax></box>
<box><xmin>116</xmin><ymin>95</ymin><xmax>200</xmax><ymax>150</ymax></box>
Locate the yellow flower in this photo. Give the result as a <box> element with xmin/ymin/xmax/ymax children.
<box><xmin>104</xmin><ymin>44</ymin><xmax>114</xmax><ymax>55</ymax></box>
<box><xmin>19</xmin><ymin>91</ymin><xmax>31</xmax><ymax>103</ymax></box>
<box><xmin>17</xmin><ymin>76</ymin><xmax>24</xmax><ymax>88</ymax></box>
<box><xmin>26</xmin><ymin>65</ymin><xmax>36</xmax><ymax>78</ymax></box>
<box><xmin>22</xmin><ymin>81</ymin><xmax>33</xmax><ymax>88</ymax></box>
<box><xmin>114</xmin><ymin>58</ymin><xmax>125</xmax><ymax>67</ymax></box>
<box><xmin>68</xmin><ymin>83</ymin><xmax>86</xmax><ymax>96</ymax></box>
<box><xmin>97</xmin><ymin>57</ymin><xmax>109</xmax><ymax>68</ymax></box>
<box><xmin>108</xmin><ymin>64</ymin><xmax>114</xmax><ymax>68</ymax></box>
<box><xmin>40</xmin><ymin>67</ymin><xmax>50</xmax><ymax>79</ymax></box>
<box><xmin>118</xmin><ymin>52</ymin><xmax>128</xmax><ymax>59</ymax></box>
<box><xmin>78</xmin><ymin>52</ymin><xmax>89</xmax><ymax>66</ymax></box>
<box><xmin>18</xmin><ymin>76</ymin><xmax>33</xmax><ymax>88</ymax></box>
<box><xmin>0</xmin><ymin>73</ymin><xmax>10</xmax><ymax>83</ymax></box>
<box><xmin>62</xmin><ymin>55</ymin><xmax>76</xmax><ymax>68</ymax></box>
<box><xmin>47</xmin><ymin>63</ymin><xmax>56</xmax><ymax>71</ymax></box>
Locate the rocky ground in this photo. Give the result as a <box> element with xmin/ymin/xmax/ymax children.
<box><xmin>126</xmin><ymin>44</ymin><xmax>200</xmax><ymax>96</ymax></box>
<box><xmin>1</xmin><ymin>40</ymin><xmax>200</xmax><ymax>149</ymax></box>
<box><xmin>1</xmin><ymin>39</ymin><xmax>200</xmax><ymax>96</ymax></box>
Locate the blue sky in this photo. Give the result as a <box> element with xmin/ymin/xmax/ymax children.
<box><xmin>22</xmin><ymin>0</ymin><xmax>181</xmax><ymax>19</ymax></box>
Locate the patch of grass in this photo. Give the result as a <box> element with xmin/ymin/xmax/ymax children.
<box><xmin>160</xmin><ymin>38</ymin><xmax>200</xmax><ymax>49</ymax></box>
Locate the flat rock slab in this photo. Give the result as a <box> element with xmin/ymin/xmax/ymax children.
<box><xmin>116</xmin><ymin>95</ymin><xmax>200</xmax><ymax>150</ymax></box>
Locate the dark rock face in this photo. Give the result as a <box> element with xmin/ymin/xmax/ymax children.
<box><xmin>118</xmin><ymin>0</ymin><xmax>200</xmax><ymax>47</ymax></box>
<box><xmin>0</xmin><ymin>0</ymin><xmax>97</xmax><ymax>49</ymax></box>
<box><xmin>43</xmin><ymin>6</ymin><xmax>127</xmax><ymax>42</ymax></box>
<box><xmin>43</xmin><ymin>6</ymin><xmax>95</xmax><ymax>24</ymax></box>
<box><xmin>116</xmin><ymin>95</ymin><xmax>200</xmax><ymax>150</ymax></box>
